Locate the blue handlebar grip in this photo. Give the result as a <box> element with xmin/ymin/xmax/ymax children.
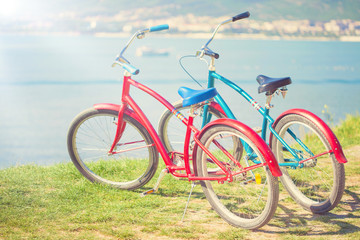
<box><xmin>232</xmin><ymin>11</ymin><xmax>250</xmax><ymax>22</ymax></box>
<box><xmin>122</xmin><ymin>63</ymin><xmax>140</xmax><ymax>75</ymax></box>
<box><xmin>149</xmin><ymin>24</ymin><xmax>169</xmax><ymax>32</ymax></box>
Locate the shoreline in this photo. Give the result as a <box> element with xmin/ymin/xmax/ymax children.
<box><xmin>1</xmin><ymin>31</ymin><xmax>360</xmax><ymax>42</ymax></box>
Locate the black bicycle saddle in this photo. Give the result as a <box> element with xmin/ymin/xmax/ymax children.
<box><xmin>257</xmin><ymin>75</ymin><xmax>292</xmax><ymax>95</ymax></box>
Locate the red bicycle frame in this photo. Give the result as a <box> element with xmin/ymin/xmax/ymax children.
<box><xmin>94</xmin><ymin>74</ymin><xmax>282</xmax><ymax>181</ymax></box>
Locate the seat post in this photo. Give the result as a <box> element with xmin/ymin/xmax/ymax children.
<box><xmin>261</xmin><ymin>107</ymin><xmax>270</xmax><ymax>140</ymax></box>
<box><xmin>265</xmin><ymin>86</ymin><xmax>289</xmax><ymax>109</ymax></box>
<box><xmin>183</xmin><ymin>107</ymin><xmax>196</xmax><ymax>174</ymax></box>
<box><xmin>265</xmin><ymin>93</ymin><xmax>274</xmax><ymax>109</ymax></box>
<box><xmin>208</xmin><ymin>57</ymin><xmax>216</xmax><ymax>71</ymax></box>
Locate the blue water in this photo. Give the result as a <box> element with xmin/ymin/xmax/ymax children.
<box><xmin>0</xmin><ymin>35</ymin><xmax>359</xmax><ymax>169</ymax></box>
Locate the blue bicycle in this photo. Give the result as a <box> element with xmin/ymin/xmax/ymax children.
<box><xmin>158</xmin><ymin>12</ymin><xmax>347</xmax><ymax>214</ymax></box>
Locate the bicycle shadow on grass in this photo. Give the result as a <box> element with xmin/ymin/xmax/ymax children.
<box><xmin>258</xmin><ymin>188</ymin><xmax>360</xmax><ymax>236</ymax></box>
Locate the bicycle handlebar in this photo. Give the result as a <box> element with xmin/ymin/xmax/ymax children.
<box><xmin>197</xmin><ymin>11</ymin><xmax>250</xmax><ymax>60</ymax></box>
<box><xmin>149</xmin><ymin>24</ymin><xmax>169</xmax><ymax>32</ymax></box>
<box><xmin>122</xmin><ymin>63</ymin><xmax>140</xmax><ymax>75</ymax></box>
<box><xmin>113</xmin><ymin>24</ymin><xmax>169</xmax><ymax>75</ymax></box>
<box><xmin>232</xmin><ymin>11</ymin><xmax>250</xmax><ymax>22</ymax></box>
<box><xmin>203</xmin><ymin>49</ymin><xmax>220</xmax><ymax>59</ymax></box>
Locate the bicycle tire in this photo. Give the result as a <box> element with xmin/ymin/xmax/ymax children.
<box><xmin>270</xmin><ymin>114</ymin><xmax>345</xmax><ymax>213</ymax></box>
<box><xmin>195</xmin><ymin>124</ymin><xmax>279</xmax><ymax>229</ymax></box>
<box><xmin>67</xmin><ymin>108</ymin><xmax>159</xmax><ymax>190</ymax></box>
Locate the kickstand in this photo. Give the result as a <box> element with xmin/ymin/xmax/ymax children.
<box><xmin>181</xmin><ymin>182</ymin><xmax>197</xmax><ymax>222</ymax></box>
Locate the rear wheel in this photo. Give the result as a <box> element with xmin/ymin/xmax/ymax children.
<box><xmin>195</xmin><ymin>124</ymin><xmax>279</xmax><ymax>229</ymax></box>
<box><xmin>270</xmin><ymin>114</ymin><xmax>345</xmax><ymax>213</ymax></box>
<box><xmin>67</xmin><ymin>108</ymin><xmax>158</xmax><ymax>190</ymax></box>
<box><xmin>158</xmin><ymin>101</ymin><xmax>228</xmax><ymax>153</ymax></box>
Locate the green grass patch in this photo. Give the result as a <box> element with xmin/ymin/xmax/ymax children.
<box><xmin>0</xmin><ymin>162</ymin><xmax>211</xmax><ymax>239</ymax></box>
<box><xmin>333</xmin><ymin>113</ymin><xmax>360</xmax><ymax>148</ymax></box>
<box><xmin>1</xmin><ymin>114</ymin><xmax>359</xmax><ymax>239</ymax></box>
<box><xmin>216</xmin><ymin>228</ymin><xmax>250</xmax><ymax>240</ymax></box>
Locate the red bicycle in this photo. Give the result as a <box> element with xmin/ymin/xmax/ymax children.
<box><xmin>67</xmin><ymin>24</ymin><xmax>282</xmax><ymax>229</ymax></box>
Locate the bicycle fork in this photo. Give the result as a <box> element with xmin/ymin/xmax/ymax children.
<box><xmin>108</xmin><ymin>103</ymin><xmax>127</xmax><ymax>154</ymax></box>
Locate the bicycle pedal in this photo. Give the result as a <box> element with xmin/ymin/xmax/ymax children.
<box><xmin>252</xmin><ymin>127</ymin><xmax>262</xmax><ymax>134</ymax></box>
<box><xmin>242</xmin><ymin>178</ymin><xmax>255</xmax><ymax>185</ymax></box>
<box><xmin>140</xmin><ymin>188</ymin><xmax>156</xmax><ymax>197</ymax></box>
<box><xmin>140</xmin><ymin>168</ymin><xmax>169</xmax><ymax>197</ymax></box>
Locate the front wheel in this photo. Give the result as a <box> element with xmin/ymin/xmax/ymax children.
<box><xmin>195</xmin><ymin>124</ymin><xmax>279</xmax><ymax>229</ymax></box>
<box><xmin>67</xmin><ymin>108</ymin><xmax>159</xmax><ymax>190</ymax></box>
<box><xmin>270</xmin><ymin>114</ymin><xmax>345</xmax><ymax>213</ymax></box>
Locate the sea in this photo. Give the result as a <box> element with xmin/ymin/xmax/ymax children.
<box><xmin>0</xmin><ymin>34</ymin><xmax>359</xmax><ymax>169</ymax></box>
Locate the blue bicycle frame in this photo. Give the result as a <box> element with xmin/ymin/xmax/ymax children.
<box><xmin>202</xmin><ymin>70</ymin><xmax>310</xmax><ymax>168</ymax></box>
<box><xmin>181</xmin><ymin>10</ymin><xmax>347</xmax><ymax>169</ymax></box>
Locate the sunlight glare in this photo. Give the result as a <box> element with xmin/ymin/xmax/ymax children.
<box><xmin>0</xmin><ymin>0</ymin><xmax>20</xmax><ymax>18</ymax></box>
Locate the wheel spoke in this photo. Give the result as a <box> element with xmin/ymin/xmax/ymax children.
<box><xmin>67</xmin><ymin>109</ymin><xmax>158</xmax><ymax>190</ymax></box>
<box><xmin>271</xmin><ymin>114</ymin><xmax>345</xmax><ymax>213</ymax></box>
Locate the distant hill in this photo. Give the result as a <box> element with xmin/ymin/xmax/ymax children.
<box><xmin>143</xmin><ymin>0</ymin><xmax>360</xmax><ymax>21</ymax></box>
<box><xmin>2</xmin><ymin>0</ymin><xmax>360</xmax><ymax>38</ymax></box>
<box><xmin>7</xmin><ymin>0</ymin><xmax>360</xmax><ymax>21</ymax></box>
<box><xmin>63</xmin><ymin>0</ymin><xmax>360</xmax><ymax>21</ymax></box>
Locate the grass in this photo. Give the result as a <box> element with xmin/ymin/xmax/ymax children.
<box><xmin>0</xmin><ymin>163</ymin><xmax>212</xmax><ymax>239</ymax></box>
<box><xmin>1</xmin><ymin>114</ymin><xmax>359</xmax><ymax>239</ymax></box>
<box><xmin>333</xmin><ymin>113</ymin><xmax>360</xmax><ymax>147</ymax></box>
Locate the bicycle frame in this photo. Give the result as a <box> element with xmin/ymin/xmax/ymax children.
<box><xmin>207</xmin><ymin>71</ymin><xmax>285</xmax><ymax>146</ymax></box>
<box><xmin>201</xmin><ymin>68</ymin><xmax>347</xmax><ymax>167</ymax></box>
<box><xmin>94</xmin><ymin>74</ymin><xmax>282</xmax><ymax>181</ymax></box>
<box><xmin>186</xmin><ymin>12</ymin><xmax>346</xmax><ymax>167</ymax></box>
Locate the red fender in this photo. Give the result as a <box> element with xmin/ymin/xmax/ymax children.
<box><xmin>210</xmin><ymin>101</ymin><xmax>227</xmax><ymax>116</ymax></box>
<box><xmin>270</xmin><ymin>108</ymin><xmax>347</xmax><ymax>164</ymax></box>
<box><xmin>93</xmin><ymin>103</ymin><xmax>142</xmax><ymax>123</ymax></box>
<box><xmin>193</xmin><ymin>118</ymin><xmax>282</xmax><ymax>177</ymax></box>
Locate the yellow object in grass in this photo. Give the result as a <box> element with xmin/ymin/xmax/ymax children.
<box><xmin>255</xmin><ymin>173</ymin><xmax>261</xmax><ymax>185</ymax></box>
